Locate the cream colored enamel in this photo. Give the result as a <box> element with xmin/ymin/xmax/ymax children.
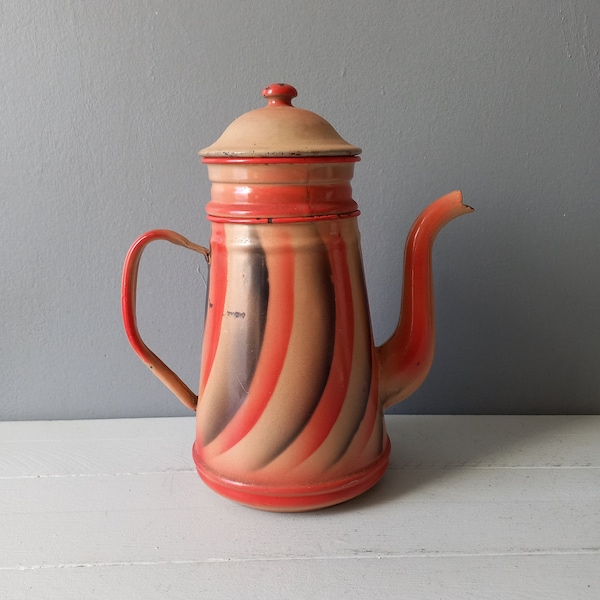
<box><xmin>200</xmin><ymin>86</ymin><xmax>361</xmax><ymax>157</ymax></box>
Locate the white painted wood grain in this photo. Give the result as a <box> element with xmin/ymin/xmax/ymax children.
<box><xmin>2</xmin><ymin>555</ymin><xmax>598</xmax><ymax>600</ymax></box>
<box><xmin>0</xmin><ymin>417</ymin><xmax>195</xmax><ymax>478</ymax></box>
<box><xmin>1</xmin><ymin>416</ymin><xmax>598</xmax><ymax>599</ymax></box>
<box><xmin>2</xmin><ymin>468</ymin><xmax>598</xmax><ymax>565</ymax></box>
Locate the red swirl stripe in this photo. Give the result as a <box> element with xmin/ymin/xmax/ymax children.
<box><xmin>266</xmin><ymin>222</ymin><xmax>355</xmax><ymax>471</ymax></box>
<box><xmin>198</xmin><ymin>222</ymin><xmax>227</xmax><ymax>393</ymax></box>
<box><xmin>206</xmin><ymin>227</ymin><xmax>296</xmax><ymax>456</ymax></box>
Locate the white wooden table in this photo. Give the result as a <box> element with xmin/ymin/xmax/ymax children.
<box><xmin>1</xmin><ymin>416</ymin><xmax>599</xmax><ymax>599</ymax></box>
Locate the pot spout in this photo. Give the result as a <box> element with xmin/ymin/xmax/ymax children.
<box><xmin>377</xmin><ymin>190</ymin><xmax>473</xmax><ymax>410</ymax></box>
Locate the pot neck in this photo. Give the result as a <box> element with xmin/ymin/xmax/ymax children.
<box><xmin>203</xmin><ymin>157</ymin><xmax>360</xmax><ymax>223</ymax></box>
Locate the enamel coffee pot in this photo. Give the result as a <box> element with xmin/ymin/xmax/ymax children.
<box><xmin>122</xmin><ymin>84</ymin><xmax>472</xmax><ymax>511</ymax></box>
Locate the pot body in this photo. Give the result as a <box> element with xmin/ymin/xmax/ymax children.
<box><xmin>194</xmin><ymin>216</ymin><xmax>389</xmax><ymax>511</ymax></box>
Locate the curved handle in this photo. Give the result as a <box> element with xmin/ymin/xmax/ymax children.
<box><xmin>121</xmin><ymin>229</ymin><xmax>210</xmax><ymax>411</ymax></box>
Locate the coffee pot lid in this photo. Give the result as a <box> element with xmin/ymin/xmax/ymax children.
<box><xmin>200</xmin><ymin>83</ymin><xmax>362</xmax><ymax>158</ymax></box>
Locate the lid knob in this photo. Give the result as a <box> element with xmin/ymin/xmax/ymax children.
<box><xmin>262</xmin><ymin>83</ymin><xmax>298</xmax><ymax>106</ymax></box>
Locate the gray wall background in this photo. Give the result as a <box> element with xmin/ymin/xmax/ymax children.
<box><xmin>2</xmin><ymin>0</ymin><xmax>599</xmax><ymax>420</ymax></box>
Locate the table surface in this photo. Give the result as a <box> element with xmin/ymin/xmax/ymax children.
<box><xmin>1</xmin><ymin>415</ymin><xmax>599</xmax><ymax>599</ymax></box>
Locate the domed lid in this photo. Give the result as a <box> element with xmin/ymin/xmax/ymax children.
<box><xmin>200</xmin><ymin>83</ymin><xmax>361</xmax><ymax>158</ymax></box>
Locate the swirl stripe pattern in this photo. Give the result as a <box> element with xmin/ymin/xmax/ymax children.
<box><xmin>194</xmin><ymin>219</ymin><xmax>385</xmax><ymax>490</ymax></box>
